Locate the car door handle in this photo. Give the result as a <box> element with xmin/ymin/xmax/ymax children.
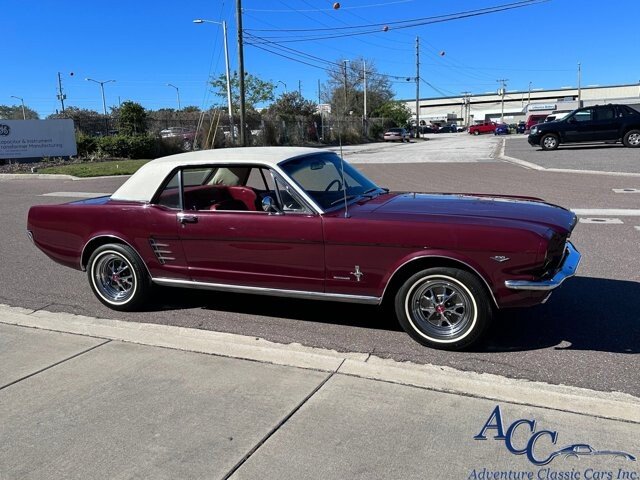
<box><xmin>177</xmin><ymin>213</ymin><xmax>198</xmax><ymax>224</ymax></box>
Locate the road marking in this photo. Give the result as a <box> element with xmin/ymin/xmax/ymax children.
<box><xmin>571</xmin><ymin>208</ymin><xmax>640</xmax><ymax>216</ymax></box>
<box><xmin>612</xmin><ymin>188</ymin><xmax>640</xmax><ymax>193</ymax></box>
<box><xmin>635</xmin><ymin>226</ymin><xmax>640</xmax><ymax>231</ymax></box>
<box><xmin>41</xmin><ymin>192</ymin><xmax>111</xmax><ymax>198</ymax></box>
<box><xmin>579</xmin><ymin>218</ymin><xmax>624</xmax><ymax>224</ymax></box>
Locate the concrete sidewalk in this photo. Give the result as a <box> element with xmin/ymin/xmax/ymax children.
<box><xmin>1</xmin><ymin>305</ymin><xmax>638</xmax><ymax>480</ymax></box>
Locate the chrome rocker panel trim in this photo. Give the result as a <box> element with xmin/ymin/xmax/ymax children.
<box><xmin>152</xmin><ymin>277</ymin><xmax>382</xmax><ymax>305</ymax></box>
<box><xmin>505</xmin><ymin>242</ymin><xmax>581</xmax><ymax>291</ymax></box>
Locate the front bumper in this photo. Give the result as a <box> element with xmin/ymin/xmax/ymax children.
<box><xmin>527</xmin><ymin>133</ymin><xmax>542</xmax><ymax>146</ymax></box>
<box><xmin>504</xmin><ymin>242</ymin><xmax>581</xmax><ymax>291</ymax></box>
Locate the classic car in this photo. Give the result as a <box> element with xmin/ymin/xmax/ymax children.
<box><xmin>27</xmin><ymin>147</ymin><xmax>581</xmax><ymax>350</ymax></box>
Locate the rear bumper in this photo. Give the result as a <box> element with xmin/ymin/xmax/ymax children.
<box><xmin>504</xmin><ymin>242</ymin><xmax>581</xmax><ymax>291</ymax></box>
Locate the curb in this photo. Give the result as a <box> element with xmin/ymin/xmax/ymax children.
<box><xmin>0</xmin><ymin>173</ymin><xmax>78</xmax><ymax>180</ymax></box>
<box><xmin>1</xmin><ymin>304</ymin><xmax>638</xmax><ymax>424</ymax></box>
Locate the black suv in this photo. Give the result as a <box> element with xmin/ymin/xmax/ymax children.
<box><xmin>528</xmin><ymin>104</ymin><xmax>640</xmax><ymax>150</ymax></box>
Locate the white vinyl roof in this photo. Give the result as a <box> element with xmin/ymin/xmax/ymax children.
<box><xmin>111</xmin><ymin>147</ymin><xmax>326</xmax><ymax>202</ymax></box>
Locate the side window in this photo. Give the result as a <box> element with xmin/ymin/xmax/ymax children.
<box><xmin>274</xmin><ymin>176</ymin><xmax>307</xmax><ymax>213</ymax></box>
<box><xmin>156</xmin><ymin>171</ymin><xmax>181</xmax><ymax>209</ymax></box>
<box><xmin>595</xmin><ymin>107</ymin><xmax>614</xmax><ymax>121</ymax></box>
<box><xmin>573</xmin><ymin>109</ymin><xmax>593</xmax><ymax>122</ymax></box>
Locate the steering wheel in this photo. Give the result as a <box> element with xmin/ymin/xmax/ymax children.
<box><xmin>325</xmin><ymin>179</ymin><xmax>342</xmax><ymax>192</ymax></box>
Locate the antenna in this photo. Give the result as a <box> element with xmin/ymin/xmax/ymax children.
<box><xmin>339</xmin><ymin>59</ymin><xmax>350</xmax><ymax>219</ymax></box>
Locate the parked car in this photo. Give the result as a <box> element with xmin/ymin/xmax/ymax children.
<box><xmin>468</xmin><ymin>122</ymin><xmax>497</xmax><ymax>135</ymax></box>
<box><xmin>383</xmin><ymin>128</ymin><xmax>410</xmax><ymax>142</ymax></box>
<box><xmin>525</xmin><ymin>114</ymin><xmax>548</xmax><ymax>132</ymax></box>
<box><xmin>437</xmin><ymin>126</ymin><xmax>457</xmax><ymax>133</ymax></box>
<box><xmin>494</xmin><ymin>124</ymin><xmax>510</xmax><ymax>135</ymax></box>
<box><xmin>27</xmin><ymin>147</ymin><xmax>580</xmax><ymax>351</ymax></box>
<box><xmin>516</xmin><ymin>122</ymin><xmax>526</xmax><ymax>134</ymax></box>
<box><xmin>419</xmin><ymin>126</ymin><xmax>438</xmax><ymax>134</ymax></box>
<box><xmin>528</xmin><ymin>104</ymin><xmax>640</xmax><ymax>150</ymax></box>
<box><xmin>160</xmin><ymin>127</ymin><xmax>196</xmax><ymax>149</ymax></box>
<box><xmin>544</xmin><ymin>112</ymin><xmax>570</xmax><ymax>123</ymax></box>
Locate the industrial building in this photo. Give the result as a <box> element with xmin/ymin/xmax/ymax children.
<box><xmin>404</xmin><ymin>83</ymin><xmax>640</xmax><ymax>127</ymax></box>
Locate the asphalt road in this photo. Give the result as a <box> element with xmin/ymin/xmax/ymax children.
<box><xmin>1</xmin><ymin>138</ymin><xmax>638</xmax><ymax>396</ymax></box>
<box><xmin>505</xmin><ymin>134</ymin><xmax>640</xmax><ymax>173</ymax></box>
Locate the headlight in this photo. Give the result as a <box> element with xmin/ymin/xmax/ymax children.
<box><xmin>530</xmin><ymin>126</ymin><xmax>538</xmax><ymax>134</ymax></box>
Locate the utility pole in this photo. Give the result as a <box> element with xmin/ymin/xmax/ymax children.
<box><xmin>343</xmin><ymin>60</ymin><xmax>348</xmax><ymax>114</ymax></box>
<box><xmin>56</xmin><ymin>72</ymin><xmax>66</xmax><ymax>114</ymax></box>
<box><xmin>527</xmin><ymin>81</ymin><xmax>532</xmax><ymax>108</ymax></box>
<box><xmin>363</xmin><ymin>60</ymin><xmax>368</xmax><ymax>136</ymax></box>
<box><xmin>318</xmin><ymin>79</ymin><xmax>323</xmax><ymax>140</ymax></box>
<box><xmin>461</xmin><ymin>91</ymin><xmax>471</xmax><ymax>127</ymax></box>
<box><xmin>497</xmin><ymin>79</ymin><xmax>508</xmax><ymax>122</ymax></box>
<box><xmin>415</xmin><ymin>36</ymin><xmax>420</xmax><ymax>138</ymax></box>
<box><xmin>236</xmin><ymin>0</ymin><xmax>247</xmax><ymax>146</ymax></box>
<box><xmin>577</xmin><ymin>62</ymin><xmax>582</xmax><ymax>107</ymax></box>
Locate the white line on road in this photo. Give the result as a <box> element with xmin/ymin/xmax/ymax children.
<box><xmin>41</xmin><ymin>192</ymin><xmax>111</xmax><ymax>198</ymax></box>
<box><xmin>612</xmin><ymin>188</ymin><xmax>640</xmax><ymax>193</ymax></box>
<box><xmin>579</xmin><ymin>218</ymin><xmax>624</xmax><ymax>224</ymax></box>
<box><xmin>571</xmin><ymin>208</ymin><xmax>640</xmax><ymax>216</ymax></box>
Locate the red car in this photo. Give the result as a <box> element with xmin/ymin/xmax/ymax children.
<box><xmin>27</xmin><ymin>147</ymin><xmax>580</xmax><ymax>350</ymax></box>
<box><xmin>468</xmin><ymin>122</ymin><xmax>497</xmax><ymax>135</ymax></box>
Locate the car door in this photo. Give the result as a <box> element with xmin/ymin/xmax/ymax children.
<box><xmin>175</xmin><ymin>165</ymin><xmax>325</xmax><ymax>292</ymax></box>
<box><xmin>594</xmin><ymin>106</ymin><xmax>622</xmax><ymax>141</ymax></box>
<box><xmin>563</xmin><ymin>108</ymin><xmax>595</xmax><ymax>142</ymax></box>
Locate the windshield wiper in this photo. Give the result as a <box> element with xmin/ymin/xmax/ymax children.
<box><xmin>329</xmin><ymin>195</ymin><xmax>358</xmax><ymax>207</ymax></box>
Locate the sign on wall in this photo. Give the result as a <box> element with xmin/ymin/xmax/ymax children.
<box><xmin>0</xmin><ymin>119</ymin><xmax>77</xmax><ymax>159</ymax></box>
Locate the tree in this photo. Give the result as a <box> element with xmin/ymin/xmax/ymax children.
<box><xmin>114</xmin><ymin>101</ymin><xmax>147</xmax><ymax>135</ymax></box>
<box><xmin>267</xmin><ymin>91</ymin><xmax>317</xmax><ymax>119</ymax></box>
<box><xmin>372</xmin><ymin>101</ymin><xmax>412</xmax><ymax>127</ymax></box>
<box><xmin>323</xmin><ymin>58</ymin><xmax>393</xmax><ymax>117</ymax></box>
<box><xmin>0</xmin><ymin>104</ymin><xmax>39</xmax><ymax>120</ymax></box>
<box><xmin>48</xmin><ymin>107</ymin><xmax>105</xmax><ymax>135</ymax></box>
<box><xmin>210</xmin><ymin>72</ymin><xmax>276</xmax><ymax>111</ymax></box>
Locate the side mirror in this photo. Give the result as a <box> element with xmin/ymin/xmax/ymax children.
<box><xmin>262</xmin><ymin>195</ymin><xmax>283</xmax><ymax>215</ymax></box>
<box><xmin>567</xmin><ymin>117</ymin><xmax>577</xmax><ymax>124</ymax></box>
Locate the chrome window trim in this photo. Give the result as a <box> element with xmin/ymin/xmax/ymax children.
<box><xmin>381</xmin><ymin>254</ymin><xmax>500</xmax><ymax>308</ymax></box>
<box><xmin>152</xmin><ymin>277</ymin><xmax>381</xmax><ymax>305</ymax></box>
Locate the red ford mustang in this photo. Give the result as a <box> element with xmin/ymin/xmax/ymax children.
<box><xmin>27</xmin><ymin>147</ymin><xmax>581</xmax><ymax>350</ymax></box>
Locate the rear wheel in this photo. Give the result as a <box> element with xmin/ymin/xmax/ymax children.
<box><xmin>394</xmin><ymin>267</ymin><xmax>492</xmax><ymax>350</ymax></box>
<box><xmin>473</xmin><ymin>130</ymin><xmax>480</xmax><ymax>136</ymax></box>
<box><xmin>622</xmin><ymin>129</ymin><xmax>640</xmax><ymax>148</ymax></box>
<box><xmin>540</xmin><ymin>133</ymin><xmax>559</xmax><ymax>150</ymax></box>
<box><xmin>87</xmin><ymin>244</ymin><xmax>151</xmax><ymax>311</ymax></box>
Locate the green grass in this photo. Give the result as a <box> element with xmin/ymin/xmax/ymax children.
<box><xmin>39</xmin><ymin>159</ymin><xmax>151</xmax><ymax>177</ymax></box>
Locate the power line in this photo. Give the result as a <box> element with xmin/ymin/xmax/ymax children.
<box><xmin>245</xmin><ymin>0</ymin><xmax>415</xmax><ymax>12</ymax></box>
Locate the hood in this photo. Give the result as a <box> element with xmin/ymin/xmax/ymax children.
<box><xmin>361</xmin><ymin>193</ymin><xmax>576</xmax><ymax>234</ymax></box>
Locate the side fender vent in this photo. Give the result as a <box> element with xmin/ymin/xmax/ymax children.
<box><xmin>149</xmin><ymin>238</ymin><xmax>175</xmax><ymax>265</ymax></box>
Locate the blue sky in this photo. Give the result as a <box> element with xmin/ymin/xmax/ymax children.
<box><xmin>3</xmin><ymin>0</ymin><xmax>639</xmax><ymax>117</ymax></box>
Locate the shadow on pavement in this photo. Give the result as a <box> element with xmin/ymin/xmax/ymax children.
<box><xmin>486</xmin><ymin>276</ymin><xmax>640</xmax><ymax>354</ymax></box>
<box><xmin>144</xmin><ymin>276</ymin><xmax>638</xmax><ymax>354</ymax></box>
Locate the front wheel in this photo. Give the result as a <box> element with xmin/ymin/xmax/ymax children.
<box><xmin>540</xmin><ymin>133</ymin><xmax>559</xmax><ymax>150</ymax></box>
<box><xmin>473</xmin><ymin>130</ymin><xmax>480</xmax><ymax>136</ymax></box>
<box><xmin>622</xmin><ymin>129</ymin><xmax>640</xmax><ymax>148</ymax></box>
<box><xmin>394</xmin><ymin>268</ymin><xmax>492</xmax><ymax>350</ymax></box>
<box><xmin>87</xmin><ymin>243</ymin><xmax>151</xmax><ymax>311</ymax></box>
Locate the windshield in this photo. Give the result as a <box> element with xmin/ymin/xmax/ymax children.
<box><xmin>279</xmin><ymin>153</ymin><xmax>381</xmax><ymax>211</ymax></box>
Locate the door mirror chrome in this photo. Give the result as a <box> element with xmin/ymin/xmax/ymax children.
<box><xmin>262</xmin><ymin>196</ymin><xmax>283</xmax><ymax>215</ymax></box>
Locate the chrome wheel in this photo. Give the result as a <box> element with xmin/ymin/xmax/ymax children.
<box><xmin>408</xmin><ymin>277</ymin><xmax>475</xmax><ymax>340</ymax></box>
<box><xmin>625</xmin><ymin>132</ymin><xmax>640</xmax><ymax>147</ymax></box>
<box><xmin>91</xmin><ymin>251</ymin><xmax>137</xmax><ymax>305</ymax></box>
<box><xmin>542</xmin><ymin>135</ymin><xmax>558</xmax><ymax>149</ymax></box>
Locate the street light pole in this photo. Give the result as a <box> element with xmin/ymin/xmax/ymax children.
<box><xmin>236</xmin><ymin>0</ymin><xmax>247</xmax><ymax>146</ymax></box>
<box><xmin>167</xmin><ymin>83</ymin><xmax>181</xmax><ymax>110</ymax></box>
<box><xmin>193</xmin><ymin>19</ymin><xmax>235</xmax><ymax>143</ymax></box>
<box><xmin>577</xmin><ymin>62</ymin><xmax>582</xmax><ymax>107</ymax></box>
<box><xmin>277</xmin><ymin>81</ymin><xmax>287</xmax><ymax>93</ymax></box>
<box><xmin>10</xmin><ymin>96</ymin><xmax>26</xmax><ymax>119</ymax></box>
<box><xmin>497</xmin><ymin>79</ymin><xmax>508</xmax><ymax>122</ymax></box>
<box><xmin>86</xmin><ymin>78</ymin><xmax>115</xmax><ymax>134</ymax></box>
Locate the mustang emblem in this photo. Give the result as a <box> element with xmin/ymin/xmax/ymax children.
<box><xmin>351</xmin><ymin>265</ymin><xmax>364</xmax><ymax>282</ymax></box>
<box><xmin>490</xmin><ymin>256</ymin><xmax>510</xmax><ymax>263</ymax></box>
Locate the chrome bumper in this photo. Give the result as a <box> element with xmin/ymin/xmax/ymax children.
<box><xmin>504</xmin><ymin>242</ymin><xmax>581</xmax><ymax>291</ymax></box>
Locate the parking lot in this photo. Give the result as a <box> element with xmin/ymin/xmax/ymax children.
<box><xmin>1</xmin><ymin>135</ymin><xmax>639</xmax><ymax>397</ymax></box>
